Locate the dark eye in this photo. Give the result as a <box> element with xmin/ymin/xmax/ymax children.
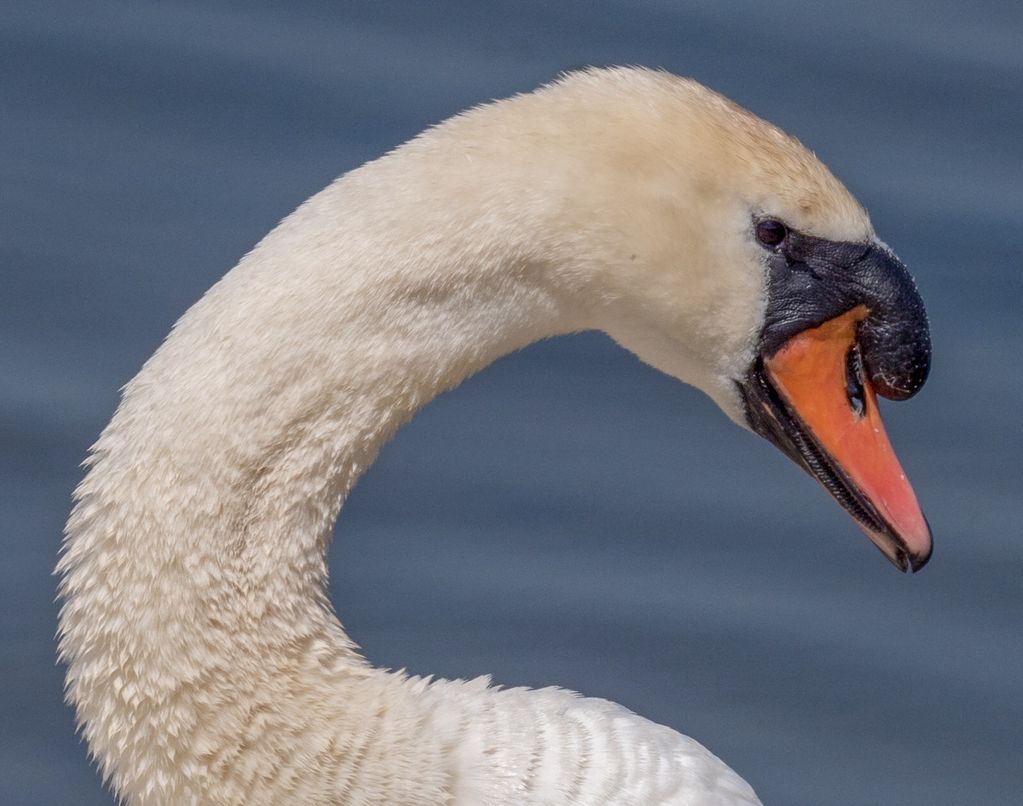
<box><xmin>755</xmin><ymin>219</ymin><xmax>788</xmax><ymax>248</ymax></box>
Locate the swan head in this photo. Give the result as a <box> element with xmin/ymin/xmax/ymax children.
<box><xmin>517</xmin><ymin>69</ymin><xmax>932</xmax><ymax>571</ymax></box>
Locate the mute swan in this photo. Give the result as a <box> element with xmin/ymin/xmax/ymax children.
<box><xmin>58</xmin><ymin>67</ymin><xmax>932</xmax><ymax>805</ymax></box>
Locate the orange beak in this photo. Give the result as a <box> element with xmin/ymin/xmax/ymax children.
<box><xmin>749</xmin><ymin>306</ymin><xmax>932</xmax><ymax>571</ymax></box>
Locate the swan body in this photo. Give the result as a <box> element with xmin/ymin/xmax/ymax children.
<box><xmin>58</xmin><ymin>67</ymin><xmax>931</xmax><ymax>804</ymax></box>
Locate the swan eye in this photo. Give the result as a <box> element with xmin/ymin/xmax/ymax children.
<box><xmin>755</xmin><ymin>219</ymin><xmax>788</xmax><ymax>248</ymax></box>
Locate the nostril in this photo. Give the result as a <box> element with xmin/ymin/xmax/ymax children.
<box><xmin>846</xmin><ymin>345</ymin><xmax>866</xmax><ymax>417</ymax></box>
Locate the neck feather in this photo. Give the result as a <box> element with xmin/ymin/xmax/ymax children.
<box><xmin>57</xmin><ymin>161</ymin><xmax>580</xmax><ymax>797</ymax></box>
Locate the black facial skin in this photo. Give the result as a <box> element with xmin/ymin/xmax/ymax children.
<box><xmin>756</xmin><ymin>223</ymin><xmax>931</xmax><ymax>399</ymax></box>
<box><xmin>738</xmin><ymin>219</ymin><xmax>932</xmax><ymax>571</ymax></box>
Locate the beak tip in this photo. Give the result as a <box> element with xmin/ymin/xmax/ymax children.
<box><xmin>908</xmin><ymin>514</ymin><xmax>933</xmax><ymax>573</ymax></box>
<box><xmin>909</xmin><ymin>542</ymin><xmax>932</xmax><ymax>574</ymax></box>
<box><xmin>880</xmin><ymin>526</ymin><xmax>932</xmax><ymax>574</ymax></box>
<box><xmin>894</xmin><ymin>516</ymin><xmax>932</xmax><ymax>573</ymax></box>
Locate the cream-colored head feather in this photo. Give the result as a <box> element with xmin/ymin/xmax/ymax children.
<box><xmin>392</xmin><ymin>67</ymin><xmax>872</xmax><ymax>418</ymax></box>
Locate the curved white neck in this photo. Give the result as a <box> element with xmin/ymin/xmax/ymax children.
<box><xmin>58</xmin><ymin>158</ymin><xmax>586</xmax><ymax>795</ymax></box>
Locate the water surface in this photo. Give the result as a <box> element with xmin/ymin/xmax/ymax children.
<box><xmin>2</xmin><ymin>2</ymin><xmax>1022</xmax><ymax>803</ymax></box>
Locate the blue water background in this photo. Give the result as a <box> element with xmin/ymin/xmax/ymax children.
<box><xmin>2</xmin><ymin>2</ymin><xmax>1022</xmax><ymax>803</ymax></box>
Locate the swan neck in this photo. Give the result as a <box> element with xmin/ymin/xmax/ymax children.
<box><xmin>89</xmin><ymin>184</ymin><xmax>571</xmax><ymax>628</ymax></box>
<box><xmin>56</xmin><ymin>167</ymin><xmax>577</xmax><ymax>797</ymax></box>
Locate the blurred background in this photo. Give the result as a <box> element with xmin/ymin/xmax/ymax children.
<box><xmin>2</xmin><ymin>1</ymin><xmax>1021</xmax><ymax>803</ymax></box>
